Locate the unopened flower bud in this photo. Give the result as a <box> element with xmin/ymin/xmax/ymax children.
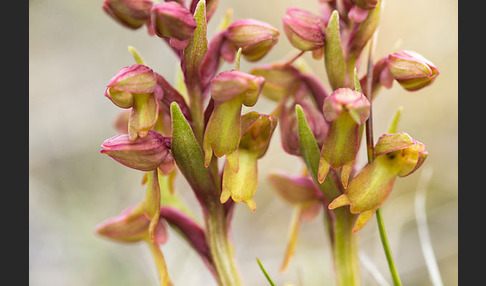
<box><xmin>387</xmin><ymin>50</ymin><xmax>439</xmax><ymax>91</ymax></box>
<box><xmin>151</xmin><ymin>2</ymin><xmax>197</xmax><ymax>41</ymax></box>
<box><xmin>103</xmin><ymin>0</ymin><xmax>153</xmax><ymax>30</ymax></box>
<box><xmin>101</xmin><ymin>130</ymin><xmax>172</xmax><ymax>172</ymax></box>
<box><xmin>282</xmin><ymin>8</ymin><xmax>325</xmax><ymax>51</ymax></box>
<box><xmin>225</xmin><ymin>19</ymin><xmax>279</xmax><ymax>61</ymax></box>
<box><xmin>210</xmin><ymin>70</ymin><xmax>264</xmax><ymax>105</ymax></box>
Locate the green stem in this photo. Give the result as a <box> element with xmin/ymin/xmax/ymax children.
<box><xmin>188</xmin><ymin>86</ymin><xmax>205</xmax><ymax>146</ymax></box>
<box><xmin>364</xmin><ymin>37</ymin><xmax>402</xmax><ymax>286</ymax></box>
<box><xmin>205</xmin><ymin>202</ymin><xmax>242</xmax><ymax>286</ymax></box>
<box><xmin>187</xmin><ymin>82</ymin><xmax>242</xmax><ymax>285</ymax></box>
<box><xmin>332</xmin><ymin>208</ymin><xmax>361</xmax><ymax>286</ymax></box>
<box><xmin>375</xmin><ymin>209</ymin><xmax>402</xmax><ymax>286</ymax></box>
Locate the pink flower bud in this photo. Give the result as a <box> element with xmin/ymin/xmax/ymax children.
<box><xmin>151</xmin><ymin>2</ymin><xmax>197</xmax><ymax>41</ymax></box>
<box><xmin>225</xmin><ymin>19</ymin><xmax>279</xmax><ymax>61</ymax></box>
<box><xmin>282</xmin><ymin>8</ymin><xmax>325</xmax><ymax>51</ymax></box>
<box><xmin>210</xmin><ymin>70</ymin><xmax>265</xmax><ymax>106</ymax></box>
<box><xmin>100</xmin><ymin>130</ymin><xmax>172</xmax><ymax>172</ymax></box>
<box><xmin>103</xmin><ymin>0</ymin><xmax>153</xmax><ymax>30</ymax></box>
<box><xmin>387</xmin><ymin>50</ymin><xmax>439</xmax><ymax>91</ymax></box>
<box><xmin>105</xmin><ymin>65</ymin><xmax>157</xmax><ymax>108</ymax></box>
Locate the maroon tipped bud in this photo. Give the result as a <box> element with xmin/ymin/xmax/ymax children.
<box><xmin>387</xmin><ymin>50</ymin><xmax>439</xmax><ymax>91</ymax></box>
<box><xmin>100</xmin><ymin>130</ymin><xmax>172</xmax><ymax>172</ymax></box>
<box><xmin>210</xmin><ymin>70</ymin><xmax>265</xmax><ymax>106</ymax></box>
<box><xmin>151</xmin><ymin>2</ymin><xmax>197</xmax><ymax>41</ymax></box>
<box><xmin>282</xmin><ymin>8</ymin><xmax>325</xmax><ymax>51</ymax></box>
<box><xmin>225</xmin><ymin>19</ymin><xmax>279</xmax><ymax>61</ymax></box>
<box><xmin>103</xmin><ymin>0</ymin><xmax>153</xmax><ymax>30</ymax></box>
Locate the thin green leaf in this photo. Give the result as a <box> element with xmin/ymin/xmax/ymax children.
<box><xmin>183</xmin><ymin>0</ymin><xmax>208</xmax><ymax>90</ymax></box>
<box><xmin>296</xmin><ymin>105</ymin><xmax>341</xmax><ymax>199</ymax></box>
<box><xmin>256</xmin><ymin>258</ymin><xmax>276</xmax><ymax>286</ymax></box>
<box><xmin>325</xmin><ymin>10</ymin><xmax>346</xmax><ymax>90</ymax></box>
<box><xmin>296</xmin><ymin>104</ymin><xmax>321</xmax><ymax>181</ymax></box>
<box><xmin>170</xmin><ymin>102</ymin><xmax>218</xmax><ymax>204</ymax></box>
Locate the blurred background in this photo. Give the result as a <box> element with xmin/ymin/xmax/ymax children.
<box><xmin>29</xmin><ymin>0</ymin><xmax>457</xmax><ymax>285</ymax></box>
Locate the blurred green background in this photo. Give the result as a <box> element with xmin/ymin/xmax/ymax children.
<box><xmin>29</xmin><ymin>0</ymin><xmax>457</xmax><ymax>285</ymax></box>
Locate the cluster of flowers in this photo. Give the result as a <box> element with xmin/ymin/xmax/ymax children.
<box><xmin>95</xmin><ymin>0</ymin><xmax>439</xmax><ymax>285</ymax></box>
